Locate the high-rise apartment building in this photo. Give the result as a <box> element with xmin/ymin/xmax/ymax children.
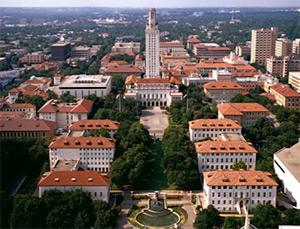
<box><xmin>292</xmin><ymin>39</ymin><xmax>300</xmax><ymax>55</ymax></box>
<box><xmin>145</xmin><ymin>8</ymin><xmax>160</xmax><ymax>78</ymax></box>
<box><xmin>275</xmin><ymin>38</ymin><xmax>292</xmax><ymax>57</ymax></box>
<box><xmin>250</xmin><ymin>27</ymin><xmax>278</xmax><ymax>65</ymax></box>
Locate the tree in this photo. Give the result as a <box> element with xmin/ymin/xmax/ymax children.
<box><xmin>232</xmin><ymin>160</ymin><xmax>247</xmax><ymax>170</ymax></box>
<box><xmin>194</xmin><ymin>205</ymin><xmax>221</xmax><ymax>229</ymax></box>
<box><xmin>60</xmin><ymin>92</ymin><xmax>76</xmax><ymax>103</ymax></box>
<box><xmin>15</xmin><ymin>95</ymin><xmax>46</xmax><ymax>110</ymax></box>
<box><xmin>46</xmin><ymin>206</ymin><xmax>73</xmax><ymax>228</ymax></box>
<box><xmin>10</xmin><ymin>195</ymin><xmax>45</xmax><ymax>228</ymax></box>
<box><xmin>124</xmin><ymin>122</ymin><xmax>152</xmax><ymax>149</ymax></box>
<box><xmin>282</xmin><ymin>209</ymin><xmax>300</xmax><ymax>225</ymax></box>
<box><xmin>94</xmin><ymin>201</ymin><xmax>119</xmax><ymax>229</ymax></box>
<box><xmin>252</xmin><ymin>204</ymin><xmax>281</xmax><ymax>229</ymax></box>
<box><xmin>222</xmin><ymin>217</ymin><xmax>242</xmax><ymax>229</ymax></box>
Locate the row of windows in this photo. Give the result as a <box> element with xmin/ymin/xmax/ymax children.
<box><xmin>212</xmin><ymin>199</ymin><xmax>272</xmax><ymax>206</ymax></box>
<box><xmin>211</xmin><ymin>185</ymin><xmax>273</xmax><ymax>189</ymax></box>
<box><xmin>201</xmin><ymin>164</ymin><xmax>253</xmax><ymax>170</ymax></box>
<box><xmin>211</xmin><ymin>191</ymin><xmax>273</xmax><ymax>198</ymax></box>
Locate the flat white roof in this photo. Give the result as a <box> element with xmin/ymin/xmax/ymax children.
<box><xmin>275</xmin><ymin>141</ymin><xmax>300</xmax><ymax>183</ymax></box>
<box><xmin>59</xmin><ymin>75</ymin><xmax>111</xmax><ymax>88</ymax></box>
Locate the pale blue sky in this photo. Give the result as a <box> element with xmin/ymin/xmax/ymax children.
<box><xmin>0</xmin><ymin>0</ymin><xmax>299</xmax><ymax>7</ymax></box>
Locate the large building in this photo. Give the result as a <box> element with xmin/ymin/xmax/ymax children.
<box><xmin>51</xmin><ymin>42</ymin><xmax>71</xmax><ymax>61</ymax></box>
<box><xmin>112</xmin><ymin>42</ymin><xmax>140</xmax><ymax>53</ymax></box>
<box><xmin>203</xmin><ymin>170</ymin><xmax>277</xmax><ymax>212</ymax></box>
<box><xmin>57</xmin><ymin>74</ymin><xmax>111</xmax><ymax>98</ymax></box>
<box><xmin>193</xmin><ymin>44</ymin><xmax>231</xmax><ymax>60</ymax></box>
<box><xmin>1</xmin><ymin>103</ymin><xmax>36</xmax><ymax>119</ymax></box>
<box><xmin>288</xmin><ymin>72</ymin><xmax>300</xmax><ymax>93</ymax></box>
<box><xmin>145</xmin><ymin>8</ymin><xmax>160</xmax><ymax>78</ymax></box>
<box><xmin>189</xmin><ymin>119</ymin><xmax>242</xmax><ymax>141</ymax></box>
<box><xmin>275</xmin><ymin>38</ymin><xmax>292</xmax><ymax>57</ymax></box>
<box><xmin>269</xmin><ymin>83</ymin><xmax>300</xmax><ymax>109</ymax></box>
<box><xmin>160</xmin><ymin>41</ymin><xmax>185</xmax><ymax>53</ymax></box>
<box><xmin>0</xmin><ymin>119</ymin><xmax>56</xmax><ymax>141</ymax></box>
<box><xmin>292</xmin><ymin>39</ymin><xmax>300</xmax><ymax>55</ymax></box>
<box><xmin>187</xmin><ymin>35</ymin><xmax>200</xmax><ymax>50</ymax></box>
<box><xmin>124</xmin><ymin>76</ymin><xmax>182</xmax><ymax>107</ymax></box>
<box><xmin>38</xmin><ymin>99</ymin><xmax>93</xmax><ymax>130</ymax></box>
<box><xmin>48</xmin><ymin>136</ymin><xmax>115</xmax><ymax>173</ymax></box>
<box><xmin>195</xmin><ymin>140</ymin><xmax>257</xmax><ymax>172</ymax></box>
<box><xmin>250</xmin><ymin>27</ymin><xmax>278</xmax><ymax>65</ymax></box>
<box><xmin>218</xmin><ymin>103</ymin><xmax>269</xmax><ymax>128</ymax></box>
<box><xmin>68</xmin><ymin>119</ymin><xmax>120</xmax><ymax>138</ymax></box>
<box><xmin>274</xmin><ymin>140</ymin><xmax>300</xmax><ymax>209</ymax></box>
<box><xmin>38</xmin><ymin>170</ymin><xmax>110</xmax><ymax>202</ymax></box>
<box><xmin>266</xmin><ymin>56</ymin><xmax>300</xmax><ymax>78</ymax></box>
<box><xmin>20</xmin><ymin>52</ymin><xmax>44</xmax><ymax>64</ymax></box>
<box><xmin>203</xmin><ymin>81</ymin><xmax>243</xmax><ymax>104</ymax></box>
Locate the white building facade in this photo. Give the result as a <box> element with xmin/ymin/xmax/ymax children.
<box><xmin>195</xmin><ymin>140</ymin><xmax>257</xmax><ymax>172</ymax></box>
<box><xmin>145</xmin><ymin>8</ymin><xmax>160</xmax><ymax>78</ymax></box>
<box><xmin>124</xmin><ymin>76</ymin><xmax>182</xmax><ymax>107</ymax></box>
<box><xmin>38</xmin><ymin>170</ymin><xmax>110</xmax><ymax>202</ymax></box>
<box><xmin>49</xmin><ymin>136</ymin><xmax>115</xmax><ymax>173</ymax></box>
<box><xmin>274</xmin><ymin>141</ymin><xmax>300</xmax><ymax>209</ymax></box>
<box><xmin>203</xmin><ymin>170</ymin><xmax>277</xmax><ymax>212</ymax></box>
<box><xmin>38</xmin><ymin>99</ymin><xmax>93</xmax><ymax>130</ymax></box>
<box><xmin>189</xmin><ymin>119</ymin><xmax>242</xmax><ymax>141</ymax></box>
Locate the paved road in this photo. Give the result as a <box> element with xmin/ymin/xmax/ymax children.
<box><xmin>116</xmin><ymin>191</ymin><xmax>134</xmax><ymax>229</ymax></box>
<box><xmin>140</xmin><ymin>107</ymin><xmax>169</xmax><ymax>139</ymax></box>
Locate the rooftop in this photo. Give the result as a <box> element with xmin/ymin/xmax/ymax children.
<box><xmin>49</xmin><ymin>136</ymin><xmax>115</xmax><ymax>149</ymax></box>
<box><xmin>203</xmin><ymin>81</ymin><xmax>243</xmax><ymax>90</ymax></box>
<box><xmin>189</xmin><ymin>118</ymin><xmax>241</xmax><ymax>130</ymax></box>
<box><xmin>195</xmin><ymin>140</ymin><xmax>257</xmax><ymax>154</ymax></box>
<box><xmin>0</xmin><ymin>119</ymin><xmax>56</xmax><ymax>132</ymax></box>
<box><xmin>218</xmin><ymin>103</ymin><xmax>269</xmax><ymax>116</ymax></box>
<box><xmin>38</xmin><ymin>170</ymin><xmax>109</xmax><ymax>187</ymax></box>
<box><xmin>69</xmin><ymin>119</ymin><xmax>120</xmax><ymax>131</ymax></box>
<box><xmin>271</xmin><ymin>83</ymin><xmax>300</xmax><ymax>98</ymax></box>
<box><xmin>203</xmin><ymin>170</ymin><xmax>278</xmax><ymax>186</ymax></box>
<box><xmin>53</xmin><ymin>159</ymin><xmax>79</xmax><ymax>171</ymax></box>
<box><xmin>275</xmin><ymin>141</ymin><xmax>300</xmax><ymax>183</ymax></box>
<box><xmin>38</xmin><ymin>99</ymin><xmax>93</xmax><ymax>113</ymax></box>
<box><xmin>59</xmin><ymin>75</ymin><xmax>111</xmax><ymax>88</ymax></box>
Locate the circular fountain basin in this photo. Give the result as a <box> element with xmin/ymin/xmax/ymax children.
<box><xmin>135</xmin><ymin>208</ymin><xmax>180</xmax><ymax>228</ymax></box>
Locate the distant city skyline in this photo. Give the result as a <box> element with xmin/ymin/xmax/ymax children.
<box><xmin>0</xmin><ymin>0</ymin><xmax>300</xmax><ymax>8</ymax></box>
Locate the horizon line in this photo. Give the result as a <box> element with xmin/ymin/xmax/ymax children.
<box><xmin>0</xmin><ymin>6</ymin><xmax>300</xmax><ymax>9</ymax></box>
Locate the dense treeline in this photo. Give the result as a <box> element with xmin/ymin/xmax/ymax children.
<box><xmin>0</xmin><ymin>140</ymin><xmax>48</xmax><ymax>193</ymax></box>
<box><xmin>168</xmin><ymin>84</ymin><xmax>217</xmax><ymax>127</ymax></box>
<box><xmin>194</xmin><ymin>204</ymin><xmax>300</xmax><ymax>229</ymax></box>
<box><xmin>162</xmin><ymin>125</ymin><xmax>200</xmax><ymax>190</ymax></box>
<box><xmin>1</xmin><ymin>189</ymin><xmax>119</xmax><ymax>229</ymax></box>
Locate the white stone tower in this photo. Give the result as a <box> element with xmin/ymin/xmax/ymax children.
<box><xmin>145</xmin><ymin>8</ymin><xmax>160</xmax><ymax>78</ymax></box>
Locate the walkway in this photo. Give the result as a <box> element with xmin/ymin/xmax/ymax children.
<box><xmin>140</xmin><ymin>107</ymin><xmax>169</xmax><ymax>139</ymax></box>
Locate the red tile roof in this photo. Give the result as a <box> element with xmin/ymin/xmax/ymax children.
<box><xmin>38</xmin><ymin>99</ymin><xmax>93</xmax><ymax>114</ymax></box>
<box><xmin>3</xmin><ymin>103</ymin><xmax>35</xmax><ymax>109</ymax></box>
<box><xmin>49</xmin><ymin>136</ymin><xmax>115</xmax><ymax>149</ymax></box>
<box><xmin>0</xmin><ymin>119</ymin><xmax>56</xmax><ymax>132</ymax></box>
<box><xmin>203</xmin><ymin>170</ymin><xmax>277</xmax><ymax>186</ymax></box>
<box><xmin>217</xmin><ymin>103</ymin><xmax>269</xmax><ymax>116</ymax></box>
<box><xmin>203</xmin><ymin>81</ymin><xmax>243</xmax><ymax>90</ymax></box>
<box><xmin>69</xmin><ymin>119</ymin><xmax>120</xmax><ymax>131</ymax></box>
<box><xmin>271</xmin><ymin>83</ymin><xmax>300</xmax><ymax>98</ymax></box>
<box><xmin>105</xmin><ymin>64</ymin><xmax>142</xmax><ymax>74</ymax></box>
<box><xmin>38</xmin><ymin>171</ymin><xmax>109</xmax><ymax>187</ymax></box>
<box><xmin>0</xmin><ymin>111</ymin><xmax>25</xmax><ymax>120</ymax></box>
<box><xmin>160</xmin><ymin>41</ymin><xmax>184</xmax><ymax>48</ymax></box>
<box><xmin>189</xmin><ymin>119</ymin><xmax>241</xmax><ymax>130</ymax></box>
<box><xmin>195</xmin><ymin>140</ymin><xmax>257</xmax><ymax>154</ymax></box>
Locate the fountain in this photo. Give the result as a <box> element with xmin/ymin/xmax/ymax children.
<box><xmin>134</xmin><ymin>191</ymin><xmax>182</xmax><ymax>228</ymax></box>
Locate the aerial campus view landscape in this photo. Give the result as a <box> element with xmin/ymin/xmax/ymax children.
<box><xmin>0</xmin><ymin>0</ymin><xmax>300</xmax><ymax>228</ymax></box>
